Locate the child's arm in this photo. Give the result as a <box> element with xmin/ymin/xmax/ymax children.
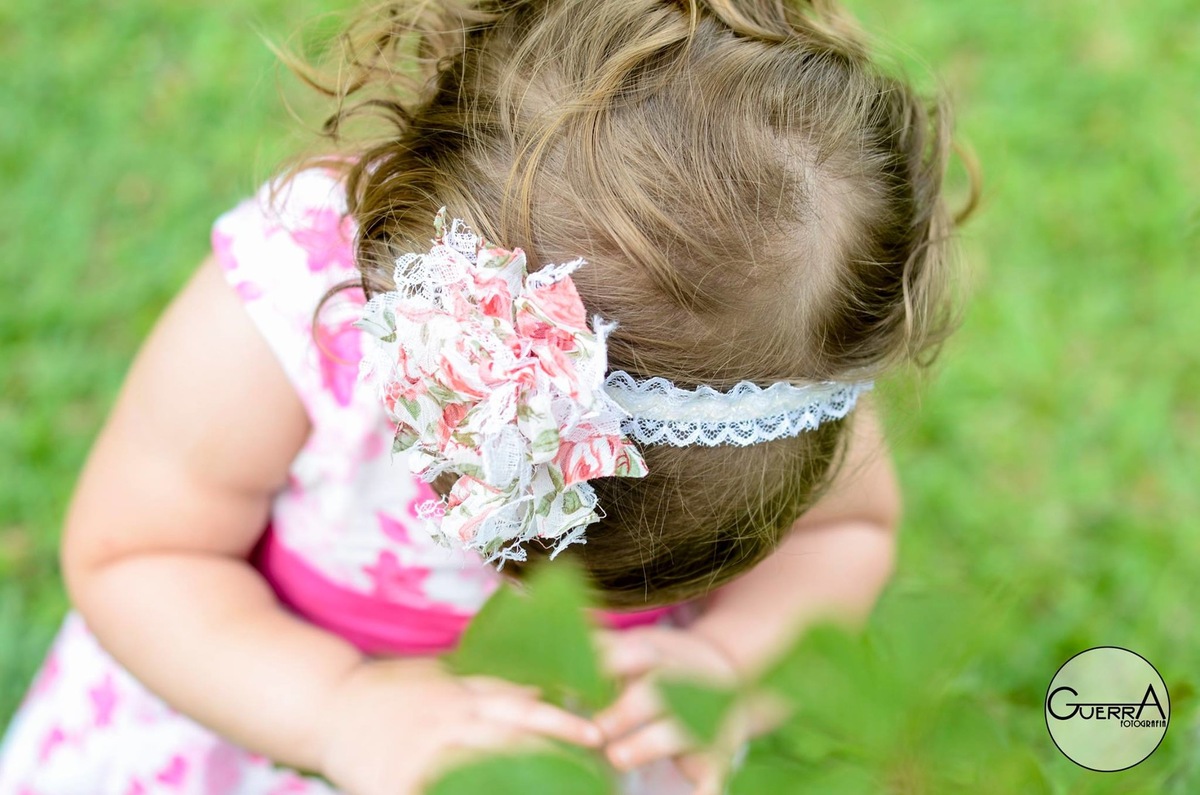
<box><xmin>60</xmin><ymin>255</ymin><xmax>351</xmax><ymax>772</ymax></box>
<box><xmin>595</xmin><ymin>401</ymin><xmax>899</xmax><ymax>773</ymax></box>
<box><xmin>687</xmin><ymin>399</ymin><xmax>900</xmax><ymax>675</ymax></box>
<box><xmin>60</xmin><ymin>256</ymin><xmax>601</xmax><ymax>789</ymax></box>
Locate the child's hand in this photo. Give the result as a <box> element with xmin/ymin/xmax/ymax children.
<box><xmin>593</xmin><ymin>626</ymin><xmax>741</xmax><ymax>794</ymax></box>
<box><xmin>317</xmin><ymin>656</ymin><xmax>604</xmax><ymax>795</ymax></box>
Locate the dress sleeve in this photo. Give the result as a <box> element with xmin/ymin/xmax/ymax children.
<box><xmin>210</xmin><ymin>169</ymin><xmax>363</xmax><ymax>417</ymax></box>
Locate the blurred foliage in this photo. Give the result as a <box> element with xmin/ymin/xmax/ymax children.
<box><xmin>429</xmin><ymin>565</ymin><xmax>1196</xmax><ymax>794</ymax></box>
<box><xmin>2</xmin><ymin>0</ymin><xmax>1198</xmax><ymax>792</ymax></box>
<box><xmin>451</xmin><ymin>561</ymin><xmax>614</xmax><ymax>711</ymax></box>
<box><xmin>657</xmin><ymin>680</ymin><xmax>739</xmax><ymax>748</ymax></box>
<box><xmin>428</xmin><ymin>747</ymin><xmax>612</xmax><ymax>795</ymax></box>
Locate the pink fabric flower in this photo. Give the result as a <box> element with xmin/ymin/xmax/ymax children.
<box><xmin>356</xmin><ymin>208</ymin><xmax>648</xmax><ymax>563</ymax></box>
<box><xmin>523</xmin><ymin>277</ymin><xmax>588</xmax><ymax>331</ymax></box>
<box><xmin>554</xmin><ymin>434</ymin><xmax>642</xmax><ymax>486</ymax></box>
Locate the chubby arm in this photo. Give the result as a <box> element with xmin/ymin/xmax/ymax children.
<box><xmin>60</xmin><ymin>255</ymin><xmax>364</xmax><ymax>772</ymax></box>
<box><xmin>687</xmin><ymin>399</ymin><xmax>900</xmax><ymax>677</ymax></box>
<box><xmin>62</xmin><ymin>255</ymin><xmax>604</xmax><ymax>792</ymax></box>
<box><xmin>595</xmin><ymin>401</ymin><xmax>901</xmax><ymax>777</ymax></box>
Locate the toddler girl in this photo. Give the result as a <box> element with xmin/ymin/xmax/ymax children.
<box><xmin>0</xmin><ymin>0</ymin><xmax>965</xmax><ymax>793</ymax></box>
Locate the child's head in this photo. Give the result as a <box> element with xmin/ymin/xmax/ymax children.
<box><xmin>306</xmin><ymin>0</ymin><xmax>965</xmax><ymax>608</ymax></box>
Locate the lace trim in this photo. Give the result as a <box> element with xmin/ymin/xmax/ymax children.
<box><xmin>603</xmin><ymin>371</ymin><xmax>872</xmax><ymax>447</ymax></box>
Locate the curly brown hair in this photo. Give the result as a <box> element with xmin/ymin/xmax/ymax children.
<box><xmin>287</xmin><ymin>0</ymin><xmax>975</xmax><ymax>608</ymax></box>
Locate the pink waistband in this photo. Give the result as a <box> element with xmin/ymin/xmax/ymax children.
<box><xmin>251</xmin><ymin>525</ymin><xmax>674</xmax><ymax>656</ymax></box>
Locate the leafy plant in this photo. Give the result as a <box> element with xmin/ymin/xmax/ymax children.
<box><xmin>449</xmin><ymin>560</ymin><xmax>613</xmax><ymax>711</ymax></box>
<box><xmin>427</xmin><ymin>565</ymin><xmax>1199</xmax><ymax>795</ymax></box>
<box><xmin>428</xmin><ymin>747</ymin><xmax>612</xmax><ymax>795</ymax></box>
<box><xmin>657</xmin><ymin>680</ymin><xmax>740</xmax><ymax>747</ymax></box>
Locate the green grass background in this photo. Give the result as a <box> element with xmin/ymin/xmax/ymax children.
<box><xmin>1</xmin><ymin>0</ymin><xmax>1197</xmax><ymax>791</ymax></box>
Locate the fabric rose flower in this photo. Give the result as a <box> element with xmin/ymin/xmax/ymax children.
<box><xmin>355</xmin><ymin>208</ymin><xmax>648</xmax><ymax>564</ymax></box>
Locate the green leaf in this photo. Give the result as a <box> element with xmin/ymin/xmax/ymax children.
<box><xmin>741</xmin><ymin>595</ymin><xmax>1057</xmax><ymax>794</ymax></box>
<box><xmin>449</xmin><ymin>560</ymin><xmax>613</xmax><ymax>710</ymax></box>
<box><xmin>730</xmin><ymin>758</ymin><xmax>877</xmax><ymax>795</ymax></box>
<box><xmin>428</xmin><ymin>747</ymin><xmax>614</xmax><ymax>795</ymax></box>
<box><xmin>658</xmin><ymin>679</ymin><xmax>739</xmax><ymax>746</ymax></box>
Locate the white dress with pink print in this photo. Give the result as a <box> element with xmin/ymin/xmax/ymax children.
<box><xmin>0</xmin><ymin>170</ymin><xmax>684</xmax><ymax>794</ymax></box>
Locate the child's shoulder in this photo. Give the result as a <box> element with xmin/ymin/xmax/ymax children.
<box><xmin>210</xmin><ymin>167</ymin><xmax>368</xmax><ymax>417</ymax></box>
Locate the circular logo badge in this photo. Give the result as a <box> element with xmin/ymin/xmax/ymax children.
<box><xmin>1045</xmin><ymin>646</ymin><xmax>1169</xmax><ymax>771</ymax></box>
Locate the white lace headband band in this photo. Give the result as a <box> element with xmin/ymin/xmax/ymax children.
<box><xmin>354</xmin><ymin>208</ymin><xmax>872</xmax><ymax>563</ymax></box>
<box><xmin>603</xmin><ymin>372</ymin><xmax>873</xmax><ymax>447</ymax></box>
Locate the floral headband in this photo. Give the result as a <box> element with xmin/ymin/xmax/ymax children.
<box><xmin>355</xmin><ymin>209</ymin><xmax>871</xmax><ymax>564</ymax></box>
